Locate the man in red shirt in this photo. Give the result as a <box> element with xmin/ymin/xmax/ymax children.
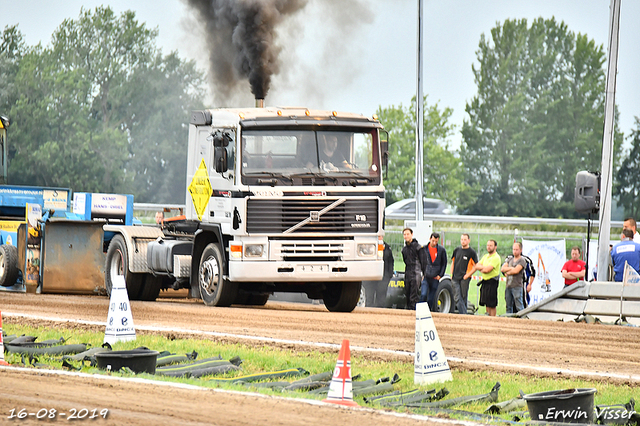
<box><xmin>561</xmin><ymin>246</ymin><xmax>586</xmax><ymax>286</ymax></box>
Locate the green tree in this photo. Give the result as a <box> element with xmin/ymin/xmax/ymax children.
<box><xmin>5</xmin><ymin>7</ymin><xmax>205</xmax><ymax>201</ymax></box>
<box><xmin>117</xmin><ymin>51</ymin><xmax>205</xmax><ymax>203</ymax></box>
<box><xmin>461</xmin><ymin>17</ymin><xmax>620</xmax><ymax>218</ymax></box>
<box><xmin>615</xmin><ymin>117</ymin><xmax>640</xmax><ymax>219</ymax></box>
<box><xmin>377</xmin><ymin>96</ymin><xmax>469</xmax><ymax>208</ymax></box>
<box><xmin>0</xmin><ymin>25</ymin><xmax>25</xmax><ymax>114</ymax></box>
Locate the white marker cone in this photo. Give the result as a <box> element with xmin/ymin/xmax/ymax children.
<box><xmin>104</xmin><ymin>276</ymin><xmax>136</xmax><ymax>345</ymax></box>
<box><xmin>414</xmin><ymin>302</ymin><xmax>453</xmax><ymax>384</ymax></box>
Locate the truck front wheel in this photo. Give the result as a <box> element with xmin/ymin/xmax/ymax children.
<box><xmin>235</xmin><ymin>290</ymin><xmax>270</xmax><ymax>306</ymax></box>
<box><xmin>105</xmin><ymin>235</ymin><xmax>143</xmax><ymax>299</ymax></box>
<box><xmin>323</xmin><ymin>281</ymin><xmax>362</xmax><ymax>312</ymax></box>
<box><xmin>199</xmin><ymin>243</ymin><xmax>237</xmax><ymax>307</ymax></box>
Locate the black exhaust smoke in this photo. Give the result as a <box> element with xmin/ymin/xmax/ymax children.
<box><xmin>186</xmin><ymin>0</ymin><xmax>307</xmax><ymax>102</ymax></box>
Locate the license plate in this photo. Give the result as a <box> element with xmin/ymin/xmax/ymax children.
<box><xmin>297</xmin><ymin>265</ymin><xmax>329</xmax><ymax>273</ymax></box>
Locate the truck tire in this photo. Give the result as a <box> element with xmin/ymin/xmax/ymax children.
<box><xmin>322</xmin><ymin>281</ymin><xmax>361</xmax><ymax>312</ymax></box>
<box><xmin>138</xmin><ymin>275</ymin><xmax>161</xmax><ymax>301</ymax></box>
<box><xmin>199</xmin><ymin>243</ymin><xmax>237</xmax><ymax>307</ymax></box>
<box><xmin>435</xmin><ymin>278</ymin><xmax>454</xmax><ymax>313</ymax></box>
<box><xmin>384</xmin><ymin>272</ymin><xmax>406</xmax><ymax>309</ymax></box>
<box><xmin>235</xmin><ymin>290</ymin><xmax>270</xmax><ymax>306</ymax></box>
<box><xmin>105</xmin><ymin>235</ymin><xmax>143</xmax><ymax>299</ymax></box>
<box><xmin>0</xmin><ymin>244</ymin><xmax>20</xmax><ymax>287</ymax></box>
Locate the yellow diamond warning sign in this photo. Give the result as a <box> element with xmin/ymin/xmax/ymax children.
<box><xmin>188</xmin><ymin>159</ymin><xmax>213</xmax><ymax>221</ymax></box>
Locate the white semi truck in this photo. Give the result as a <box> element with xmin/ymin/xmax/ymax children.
<box><xmin>104</xmin><ymin>106</ymin><xmax>387</xmax><ymax>312</ymax></box>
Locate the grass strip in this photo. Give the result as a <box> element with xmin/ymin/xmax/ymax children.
<box><xmin>2</xmin><ymin>322</ymin><xmax>638</xmax><ymax>424</ymax></box>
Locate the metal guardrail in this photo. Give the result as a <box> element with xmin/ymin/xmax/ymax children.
<box><xmin>133</xmin><ymin>203</ymin><xmax>186</xmax><ymax>212</ymax></box>
<box><xmin>388</xmin><ymin>213</ymin><xmax>623</xmax><ymax>229</ymax></box>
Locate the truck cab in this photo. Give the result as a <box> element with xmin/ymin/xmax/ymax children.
<box><xmin>109</xmin><ymin>107</ymin><xmax>387</xmax><ymax>312</ymax></box>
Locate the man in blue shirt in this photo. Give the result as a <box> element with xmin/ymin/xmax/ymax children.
<box><xmin>611</xmin><ymin>229</ymin><xmax>640</xmax><ymax>281</ymax></box>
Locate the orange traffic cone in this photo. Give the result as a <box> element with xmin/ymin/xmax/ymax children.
<box><xmin>0</xmin><ymin>311</ymin><xmax>10</xmax><ymax>366</ymax></box>
<box><xmin>323</xmin><ymin>339</ymin><xmax>359</xmax><ymax>407</ymax></box>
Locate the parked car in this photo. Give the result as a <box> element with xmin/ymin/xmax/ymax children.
<box><xmin>384</xmin><ymin>198</ymin><xmax>453</xmax><ymax>220</ymax></box>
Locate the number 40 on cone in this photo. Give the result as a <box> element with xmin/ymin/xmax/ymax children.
<box><xmin>104</xmin><ymin>276</ymin><xmax>136</xmax><ymax>344</ymax></box>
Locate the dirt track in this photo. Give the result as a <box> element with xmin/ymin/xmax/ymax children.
<box><xmin>1</xmin><ymin>291</ymin><xmax>639</xmax><ymax>425</ymax></box>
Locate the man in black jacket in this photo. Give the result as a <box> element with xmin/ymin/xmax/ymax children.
<box><xmin>421</xmin><ymin>232</ymin><xmax>448</xmax><ymax>311</ymax></box>
<box><xmin>402</xmin><ymin>228</ymin><xmax>423</xmax><ymax>310</ymax></box>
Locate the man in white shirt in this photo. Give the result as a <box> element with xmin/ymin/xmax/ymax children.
<box><xmin>623</xmin><ymin>217</ymin><xmax>640</xmax><ymax>244</ymax></box>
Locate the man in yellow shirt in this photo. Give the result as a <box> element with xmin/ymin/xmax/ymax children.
<box><xmin>472</xmin><ymin>240</ymin><xmax>501</xmax><ymax>316</ymax></box>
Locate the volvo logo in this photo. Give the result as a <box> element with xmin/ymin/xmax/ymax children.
<box><xmin>310</xmin><ymin>211</ymin><xmax>320</xmax><ymax>222</ymax></box>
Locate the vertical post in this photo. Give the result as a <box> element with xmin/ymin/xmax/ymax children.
<box><xmin>585</xmin><ymin>214</ymin><xmax>591</xmax><ymax>281</ymax></box>
<box><xmin>620</xmin><ymin>261</ymin><xmax>627</xmax><ymax>323</ymax></box>
<box><xmin>0</xmin><ymin>128</ymin><xmax>5</xmax><ymax>184</ymax></box>
<box><xmin>415</xmin><ymin>0</ymin><xmax>424</xmax><ymax>221</ymax></box>
<box><xmin>597</xmin><ymin>0</ymin><xmax>621</xmax><ymax>282</ymax></box>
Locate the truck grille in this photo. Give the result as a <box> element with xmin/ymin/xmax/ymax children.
<box><xmin>279</xmin><ymin>242</ymin><xmax>345</xmax><ymax>261</ymax></box>
<box><xmin>246</xmin><ymin>198</ymin><xmax>378</xmax><ymax>234</ymax></box>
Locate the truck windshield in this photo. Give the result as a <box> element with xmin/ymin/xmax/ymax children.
<box><xmin>241</xmin><ymin>129</ymin><xmax>380</xmax><ymax>186</ymax></box>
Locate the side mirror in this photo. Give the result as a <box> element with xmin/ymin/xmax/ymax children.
<box><xmin>215</xmin><ymin>147</ymin><xmax>228</xmax><ymax>173</ymax></box>
<box><xmin>212</xmin><ymin>130</ymin><xmax>230</xmax><ymax>148</ymax></box>
<box><xmin>380</xmin><ymin>130</ymin><xmax>389</xmax><ymax>167</ymax></box>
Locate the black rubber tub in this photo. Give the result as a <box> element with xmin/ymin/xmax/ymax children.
<box><xmin>95</xmin><ymin>348</ymin><xmax>159</xmax><ymax>374</ymax></box>
<box><xmin>523</xmin><ymin>388</ymin><xmax>597</xmax><ymax>424</ymax></box>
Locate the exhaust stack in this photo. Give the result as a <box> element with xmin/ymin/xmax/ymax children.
<box><xmin>255</xmin><ymin>99</ymin><xmax>264</xmax><ymax>108</ymax></box>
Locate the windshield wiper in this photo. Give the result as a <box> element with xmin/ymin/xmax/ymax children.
<box><xmin>327</xmin><ymin>169</ymin><xmax>367</xmax><ymax>176</ymax></box>
<box><xmin>344</xmin><ymin>176</ymin><xmax>374</xmax><ymax>186</ymax></box>
<box><xmin>244</xmin><ymin>172</ymin><xmax>293</xmax><ymax>185</ymax></box>
<box><xmin>288</xmin><ymin>171</ymin><xmax>337</xmax><ymax>183</ymax></box>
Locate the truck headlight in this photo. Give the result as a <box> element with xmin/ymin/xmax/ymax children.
<box><xmin>244</xmin><ymin>244</ymin><xmax>264</xmax><ymax>257</ymax></box>
<box><xmin>357</xmin><ymin>243</ymin><xmax>376</xmax><ymax>257</ymax></box>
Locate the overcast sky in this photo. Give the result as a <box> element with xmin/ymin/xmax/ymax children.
<box><xmin>2</xmin><ymin>0</ymin><xmax>639</xmax><ymax>149</ymax></box>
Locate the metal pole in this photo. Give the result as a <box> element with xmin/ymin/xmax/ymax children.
<box><xmin>585</xmin><ymin>215</ymin><xmax>591</xmax><ymax>281</ymax></box>
<box><xmin>597</xmin><ymin>0</ymin><xmax>621</xmax><ymax>282</ymax></box>
<box><xmin>415</xmin><ymin>0</ymin><xmax>424</xmax><ymax>221</ymax></box>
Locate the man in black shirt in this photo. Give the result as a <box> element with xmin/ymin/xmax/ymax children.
<box><xmin>318</xmin><ymin>133</ymin><xmax>351</xmax><ymax>170</ymax></box>
<box><xmin>450</xmin><ymin>233</ymin><xmax>478</xmax><ymax>314</ymax></box>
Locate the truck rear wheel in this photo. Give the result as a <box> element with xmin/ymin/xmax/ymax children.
<box><xmin>322</xmin><ymin>281</ymin><xmax>362</xmax><ymax>312</ymax></box>
<box><xmin>138</xmin><ymin>275</ymin><xmax>161</xmax><ymax>301</ymax></box>
<box><xmin>105</xmin><ymin>235</ymin><xmax>143</xmax><ymax>299</ymax></box>
<box><xmin>199</xmin><ymin>243</ymin><xmax>237</xmax><ymax>307</ymax></box>
<box><xmin>0</xmin><ymin>244</ymin><xmax>20</xmax><ymax>287</ymax></box>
